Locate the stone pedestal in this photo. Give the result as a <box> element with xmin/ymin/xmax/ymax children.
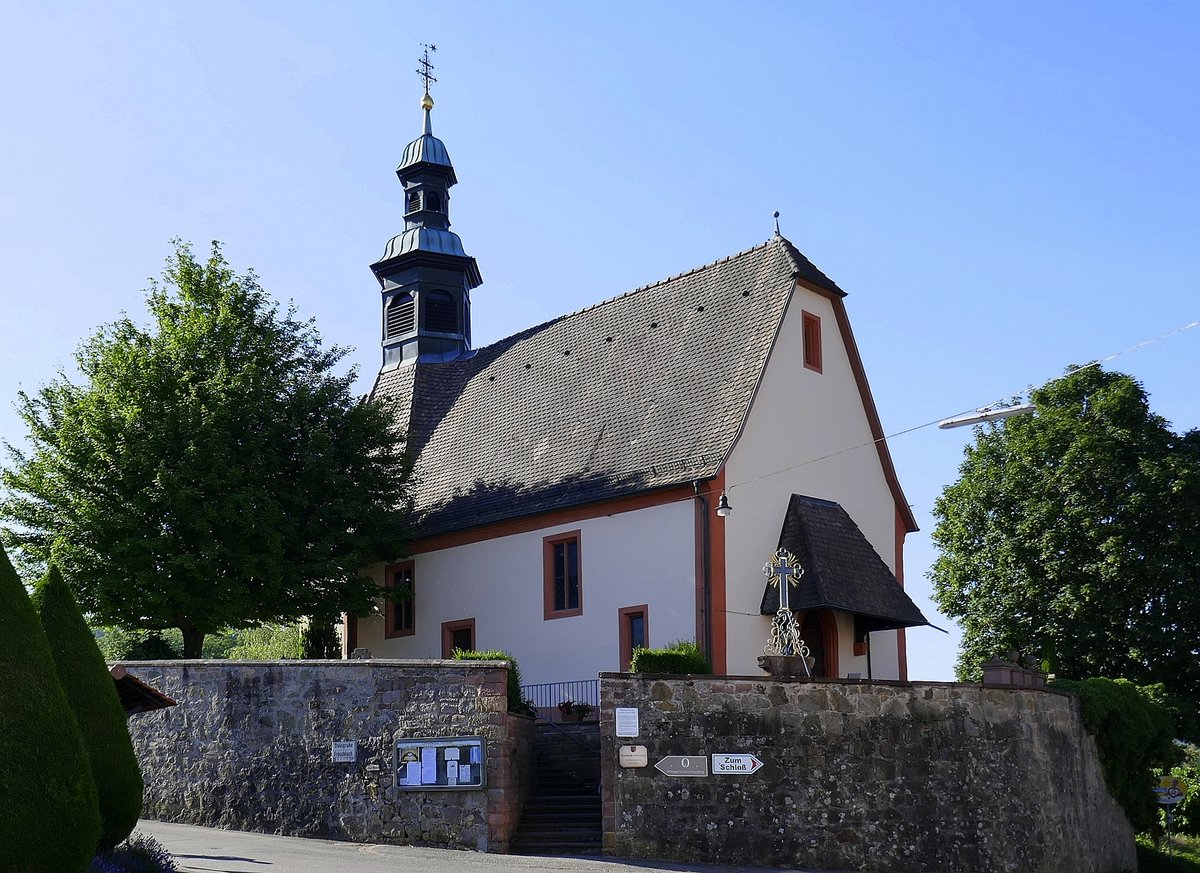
<box><xmin>758</xmin><ymin>655</ymin><xmax>816</xmax><ymax>679</ymax></box>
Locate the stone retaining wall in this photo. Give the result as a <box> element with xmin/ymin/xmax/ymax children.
<box><xmin>123</xmin><ymin>659</ymin><xmax>533</xmax><ymax>852</ymax></box>
<box><xmin>600</xmin><ymin>675</ymin><xmax>1134</xmax><ymax>873</ymax></box>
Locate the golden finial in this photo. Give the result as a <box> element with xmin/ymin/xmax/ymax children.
<box><xmin>421</xmin><ymin>92</ymin><xmax>434</xmax><ymax>111</ymax></box>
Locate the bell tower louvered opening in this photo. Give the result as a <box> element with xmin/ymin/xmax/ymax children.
<box><xmin>425</xmin><ymin>289</ymin><xmax>459</xmax><ymax>333</ymax></box>
<box><xmin>385</xmin><ymin>292</ymin><xmax>416</xmax><ymax>339</ymax></box>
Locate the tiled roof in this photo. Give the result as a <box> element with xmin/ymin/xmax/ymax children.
<box><xmin>371</xmin><ymin>236</ymin><xmax>842</xmax><ymax>538</ymax></box>
<box><xmin>760</xmin><ymin>494</ymin><xmax>928</xmax><ymax>630</ymax></box>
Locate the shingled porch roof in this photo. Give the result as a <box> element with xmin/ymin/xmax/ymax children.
<box><xmin>759</xmin><ymin>494</ymin><xmax>929</xmax><ymax>632</ymax></box>
<box><xmin>370</xmin><ymin>236</ymin><xmax>900</xmax><ymax>539</ymax></box>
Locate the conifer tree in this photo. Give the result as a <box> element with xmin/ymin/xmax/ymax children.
<box><xmin>0</xmin><ymin>543</ymin><xmax>99</xmax><ymax>872</ymax></box>
<box><xmin>34</xmin><ymin>564</ymin><xmax>144</xmax><ymax>852</ymax></box>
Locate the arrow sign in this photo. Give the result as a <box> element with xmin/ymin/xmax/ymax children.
<box><xmin>711</xmin><ymin>754</ymin><xmax>763</xmax><ymax>775</ymax></box>
<box><xmin>654</xmin><ymin>755</ymin><xmax>708</xmax><ymax>777</ymax></box>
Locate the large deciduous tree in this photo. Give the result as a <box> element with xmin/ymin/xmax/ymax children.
<box><xmin>1</xmin><ymin>241</ymin><xmax>413</xmax><ymax>656</ymax></box>
<box><xmin>930</xmin><ymin>366</ymin><xmax>1200</xmax><ymax>705</ymax></box>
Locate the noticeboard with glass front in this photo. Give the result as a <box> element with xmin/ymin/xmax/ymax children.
<box><xmin>393</xmin><ymin>736</ymin><xmax>486</xmax><ymax>790</ymax></box>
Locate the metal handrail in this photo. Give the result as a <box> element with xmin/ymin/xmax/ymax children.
<box><xmin>520</xmin><ymin>679</ymin><xmax>599</xmax><ymax>710</ymax></box>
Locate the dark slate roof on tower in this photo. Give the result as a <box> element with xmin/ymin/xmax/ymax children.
<box><xmin>759</xmin><ymin>494</ymin><xmax>928</xmax><ymax>631</ymax></box>
<box><xmin>371</xmin><ymin>235</ymin><xmax>844</xmax><ymax>538</ymax></box>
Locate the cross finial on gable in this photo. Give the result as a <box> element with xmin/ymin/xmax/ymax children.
<box><xmin>417</xmin><ymin>44</ymin><xmax>438</xmax><ymax>101</ymax></box>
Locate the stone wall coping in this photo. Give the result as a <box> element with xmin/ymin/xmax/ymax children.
<box><xmin>113</xmin><ymin>658</ymin><xmax>511</xmax><ymax>669</ymax></box>
<box><xmin>599</xmin><ymin>673</ymin><xmax>1074</xmax><ymax>698</ymax></box>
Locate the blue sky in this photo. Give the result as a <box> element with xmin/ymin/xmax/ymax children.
<box><xmin>1</xmin><ymin>1</ymin><xmax>1196</xmax><ymax>680</ymax></box>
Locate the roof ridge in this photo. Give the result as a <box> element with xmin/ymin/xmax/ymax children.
<box><xmin>470</xmin><ymin>237</ymin><xmax>781</xmax><ymax>356</ymax></box>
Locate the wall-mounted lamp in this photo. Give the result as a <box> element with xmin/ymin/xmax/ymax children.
<box><xmin>716</xmin><ymin>491</ymin><xmax>732</xmax><ymax>517</ymax></box>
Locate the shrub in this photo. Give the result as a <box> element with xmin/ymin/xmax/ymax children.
<box><xmin>0</xmin><ymin>543</ymin><xmax>100</xmax><ymax>872</ymax></box>
<box><xmin>1052</xmin><ymin>676</ymin><xmax>1180</xmax><ymax>830</ymax></box>
<box><xmin>34</xmin><ymin>565</ymin><xmax>144</xmax><ymax>852</ymax></box>
<box><xmin>301</xmin><ymin>615</ymin><xmax>341</xmax><ymax>658</ymax></box>
<box><xmin>452</xmin><ymin>648</ymin><xmax>527</xmax><ymax>713</ymax></box>
<box><xmin>629</xmin><ymin>639</ymin><xmax>712</xmax><ymax>674</ymax></box>
<box><xmin>89</xmin><ymin>832</ymin><xmax>177</xmax><ymax>873</ymax></box>
<box><xmin>95</xmin><ymin>627</ymin><xmax>182</xmax><ymax>660</ymax></box>
<box><xmin>1160</xmin><ymin>743</ymin><xmax>1200</xmax><ymax>838</ymax></box>
<box><xmin>226</xmin><ymin>623</ymin><xmax>305</xmax><ymax>659</ymax></box>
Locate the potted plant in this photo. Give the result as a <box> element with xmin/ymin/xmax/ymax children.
<box><xmin>557</xmin><ymin>699</ymin><xmax>592</xmax><ymax>722</ymax></box>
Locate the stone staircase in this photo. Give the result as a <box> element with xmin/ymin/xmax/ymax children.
<box><xmin>510</xmin><ymin>721</ymin><xmax>602</xmax><ymax>856</ymax></box>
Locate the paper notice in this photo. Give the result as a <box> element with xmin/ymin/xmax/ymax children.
<box><xmin>420</xmin><ymin>746</ymin><xmax>438</xmax><ymax>784</ymax></box>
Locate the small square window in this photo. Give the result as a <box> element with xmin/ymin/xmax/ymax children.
<box><xmin>441</xmin><ymin>618</ymin><xmax>476</xmax><ymax>658</ymax></box>
<box><xmin>802</xmin><ymin>311</ymin><xmax>822</xmax><ymax>373</ymax></box>
<box><xmin>544</xmin><ymin>531</ymin><xmax>583</xmax><ymax>619</ymax></box>
<box><xmin>385</xmin><ymin>561</ymin><xmax>415</xmax><ymax>638</ymax></box>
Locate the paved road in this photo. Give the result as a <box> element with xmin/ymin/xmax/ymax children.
<box><xmin>137</xmin><ymin>820</ymin><xmax>835</xmax><ymax>873</ymax></box>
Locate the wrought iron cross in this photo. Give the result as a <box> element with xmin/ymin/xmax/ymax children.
<box><xmin>763</xmin><ymin>548</ymin><xmax>803</xmax><ymax>612</ymax></box>
<box><xmin>417</xmin><ymin>43</ymin><xmax>438</xmax><ymax>95</ymax></box>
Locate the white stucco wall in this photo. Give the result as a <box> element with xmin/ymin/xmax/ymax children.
<box><xmin>356</xmin><ymin>499</ymin><xmax>697</xmax><ymax>687</ymax></box>
<box><xmin>723</xmin><ymin>285</ymin><xmax>907</xmax><ymax>678</ymax></box>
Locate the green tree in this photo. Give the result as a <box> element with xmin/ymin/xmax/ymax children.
<box><xmin>33</xmin><ymin>564</ymin><xmax>143</xmax><ymax>852</ymax></box>
<box><xmin>0</xmin><ymin>543</ymin><xmax>100</xmax><ymax>872</ymax></box>
<box><xmin>931</xmin><ymin>366</ymin><xmax>1200</xmax><ymax>707</ymax></box>
<box><xmin>2</xmin><ymin>241</ymin><xmax>413</xmax><ymax>656</ymax></box>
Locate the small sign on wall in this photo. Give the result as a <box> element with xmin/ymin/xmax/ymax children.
<box><xmin>394</xmin><ymin>736</ymin><xmax>486</xmax><ymax>790</ymax></box>
<box><xmin>331</xmin><ymin>740</ymin><xmax>357</xmax><ymax>763</ymax></box>
<box><xmin>615</xmin><ymin>707</ymin><xmax>640</xmax><ymax>737</ymax></box>
<box><xmin>619</xmin><ymin>745</ymin><xmax>648</xmax><ymax>768</ymax></box>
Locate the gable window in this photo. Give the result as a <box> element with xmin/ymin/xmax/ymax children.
<box><xmin>802</xmin><ymin>311</ymin><xmax>822</xmax><ymax>373</ymax></box>
<box><xmin>384</xmin><ymin>561</ymin><xmax>415</xmax><ymax>638</ymax></box>
<box><xmin>385</xmin><ymin>292</ymin><xmax>416</xmax><ymax>339</ymax></box>
<box><xmin>618</xmin><ymin>605</ymin><xmax>649</xmax><ymax>671</ymax></box>
<box><xmin>425</xmin><ymin>289</ymin><xmax>459</xmax><ymax>333</ymax></box>
<box><xmin>442</xmin><ymin>617</ymin><xmax>476</xmax><ymax>657</ymax></box>
<box><xmin>544</xmin><ymin>530</ymin><xmax>582</xmax><ymax>619</ymax></box>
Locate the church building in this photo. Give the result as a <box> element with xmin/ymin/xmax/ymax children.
<box><xmin>345</xmin><ymin>80</ymin><xmax>929</xmax><ymax>689</ymax></box>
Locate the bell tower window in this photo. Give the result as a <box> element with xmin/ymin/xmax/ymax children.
<box><xmin>425</xmin><ymin>289</ymin><xmax>459</xmax><ymax>333</ymax></box>
<box><xmin>385</xmin><ymin>292</ymin><xmax>416</xmax><ymax>340</ymax></box>
<box><xmin>426</xmin><ymin>191</ymin><xmax>443</xmax><ymax>213</ymax></box>
<box><xmin>405</xmin><ymin>191</ymin><xmax>420</xmax><ymax>215</ymax></box>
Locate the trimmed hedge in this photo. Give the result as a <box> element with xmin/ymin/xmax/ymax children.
<box><xmin>1051</xmin><ymin>676</ymin><xmax>1180</xmax><ymax>831</ymax></box>
<box><xmin>0</xmin><ymin>543</ymin><xmax>100</xmax><ymax>872</ymax></box>
<box><xmin>452</xmin><ymin>648</ymin><xmax>527</xmax><ymax>713</ymax></box>
<box><xmin>629</xmin><ymin>639</ymin><xmax>712</xmax><ymax>674</ymax></box>
<box><xmin>34</xmin><ymin>564</ymin><xmax>144</xmax><ymax>851</ymax></box>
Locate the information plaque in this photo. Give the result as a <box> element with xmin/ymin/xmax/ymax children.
<box><xmin>394</xmin><ymin>736</ymin><xmax>486</xmax><ymax>790</ymax></box>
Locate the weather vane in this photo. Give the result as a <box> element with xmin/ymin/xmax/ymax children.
<box><xmin>417</xmin><ymin>43</ymin><xmax>438</xmax><ymax>97</ymax></box>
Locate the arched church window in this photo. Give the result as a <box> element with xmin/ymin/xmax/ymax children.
<box><xmin>385</xmin><ymin>292</ymin><xmax>416</xmax><ymax>339</ymax></box>
<box><xmin>405</xmin><ymin>191</ymin><xmax>420</xmax><ymax>214</ymax></box>
<box><xmin>425</xmin><ymin>290</ymin><xmax>459</xmax><ymax>334</ymax></box>
<box><xmin>426</xmin><ymin>191</ymin><xmax>443</xmax><ymax>213</ymax></box>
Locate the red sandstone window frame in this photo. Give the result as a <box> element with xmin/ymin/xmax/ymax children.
<box><xmin>802</xmin><ymin>311</ymin><xmax>822</xmax><ymax>373</ymax></box>
<box><xmin>543</xmin><ymin>530</ymin><xmax>583</xmax><ymax>620</ymax></box>
<box><xmin>441</xmin><ymin>617</ymin><xmax>476</xmax><ymax>657</ymax></box>
<box><xmin>618</xmin><ymin>604</ymin><xmax>649</xmax><ymax>671</ymax></box>
<box><xmin>384</xmin><ymin>560</ymin><xmax>415</xmax><ymax>638</ymax></box>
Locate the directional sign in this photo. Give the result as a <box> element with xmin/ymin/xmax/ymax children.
<box><xmin>654</xmin><ymin>755</ymin><xmax>708</xmax><ymax>777</ymax></box>
<box><xmin>711</xmin><ymin>753</ymin><xmax>763</xmax><ymax>775</ymax></box>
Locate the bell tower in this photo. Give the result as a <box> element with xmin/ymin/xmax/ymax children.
<box><xmin>372</xmin><ymin>45</ymin><xmax>482</xmax><ymax>368</ymax></box>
